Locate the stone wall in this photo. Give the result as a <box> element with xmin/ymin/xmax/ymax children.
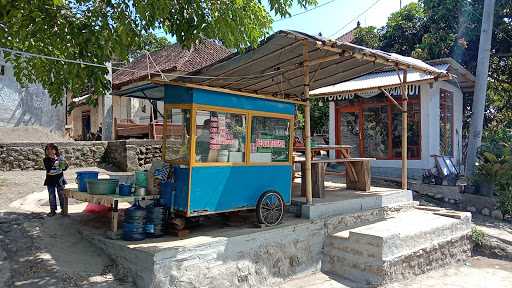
<box><xmin>126</xmin><ymin>140</ymin><xmax>162</xmax><ymax>171</ymax></box>
<box><xmin>0</xmin><ymin>140</ymin><xmax>164</xmax><ymax>171</ymax></box>
<box><xmin>0</xmin><ymin>142</ymin><xmax>107</xmax><ymax>171</ymax></box>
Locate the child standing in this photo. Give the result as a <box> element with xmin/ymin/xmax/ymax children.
<box><xmin>43</xmin><ymin>143</ymin><xmax>68</xmax><ymax>217</ymax></box>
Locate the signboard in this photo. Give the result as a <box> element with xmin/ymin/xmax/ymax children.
<box><xmin>326</xmin><ymin>84</ymin><xmax>420</xmax><ymax>102</ymax></box>
<box><xmin>208</xmin><ymin>115</ymin><xmax>235</xmax><ymax>150</ymax></box>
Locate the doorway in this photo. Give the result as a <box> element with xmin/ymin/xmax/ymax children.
<box><xmin>336</xmin><ymin>107</ymin><xmax>361</xmax><ymax>158</ymax></box>
<box><xmin>81</xmin><ymin>111</ymin><xmax>91</xmax><ymax>139</ymax></box>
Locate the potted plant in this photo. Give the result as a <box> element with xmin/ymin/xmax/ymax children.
<box><xmin>472</xmin><ymin>142</ymin><xmax>508</xmax><ymax>196</ymax></box>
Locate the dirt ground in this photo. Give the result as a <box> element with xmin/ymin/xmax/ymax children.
<box><xmin>1</xmin><ymin>168</ymin><xmax>512</xmax><ymax>287</ymax></box>
<box><xmin>0</xmin><ymin>168</ymin><xmax>134</xmax><ymax>288</ymax></box>
<box><xmin>282</xmin><ymin>256</ymin><xmax>512</xmax><ymax>288</ymax></box>
<box><xmin>0</xmin><ymin>127</ymin><xmax>68</xmax><ymax>143</ymax></box>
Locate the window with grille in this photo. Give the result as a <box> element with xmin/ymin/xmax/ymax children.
<box><xmin>440</xmin><ymin>89</ymin><xmax>454</xmax><ymax>156</ymax></box>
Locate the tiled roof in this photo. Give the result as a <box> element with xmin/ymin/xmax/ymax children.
<box><xmin>336</xmin><ymin>21</ymin><xmax>360</xmax><ymax>43</ymax></box>
<box><xmin>336</xmin><ymin>29</ymin><xmax>355</xmax><ymax>43</ymax></box>
<box><xmin>112</xmin><ymin>39</ymin><xmax>232</xmax><ymax>89</ymax></box>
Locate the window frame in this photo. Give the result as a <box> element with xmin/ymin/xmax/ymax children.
<box><xmin>335</xmin><ymin>92</ymin><xmax>422</xmax><ymax>160</ymax></box>
<box><xmin>161</xmin><ymin>107</ymin><xmax>192</xmax><ymax>165</ymax></box>
<box><xmin>184</xmin><ymin>104</ymin><xmax>293</xmax><ymax>167</ymax></box>
<box><xmin>249</xmin><ymin>115</ymin><xmax>292</xmax><ymax>164</ymax></box>
<box><xmin>439</xmin><ymin>88</ymin><xmax>454</xmax><ymax>157</ymax></box>
<box><xmin>193</xmin><ymin>108</ymin><xmax>249</xmax><ymax>165</ymax></box>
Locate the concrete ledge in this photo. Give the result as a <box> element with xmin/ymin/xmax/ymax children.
<box><xmin>300</xmin><ymin>189</ymin><xmax>413</xmax><ymax>219</ymax></box>
<box><xmin>323</xmin><ymin>210</ymin><xmax>472</xmax><ymax>286</ymax></box>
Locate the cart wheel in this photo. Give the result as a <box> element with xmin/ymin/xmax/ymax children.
<box><xmin>256</xmin><ymin>191</ymin><xmax>284</xmax><ymax>226</ymax></box>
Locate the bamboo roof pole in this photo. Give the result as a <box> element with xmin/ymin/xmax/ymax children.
<box><xmin>303</xmin><ymin>42</ymin><xmax>313</xmax><ymax>205</ymax></box>
<box><xmin>400</xmin><ymin>70</ymin><xmax>408</xmax><ymax>190</ymax></box>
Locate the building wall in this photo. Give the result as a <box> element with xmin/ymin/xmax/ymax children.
<box><xmin>0</xmin><ymin>57</ymin><xmax>65</xmax><ymax>134</ymax></box>
<box><xmin>131</xmin><ymin>99</ymin><xmax>164</xmax><ymax>123</ymax></box>
<box><xmin>68</xmin><ymin>92</ymin><xmax>102</xmax><ymax>139</ymax></box>
<box><xmin>327</xmin><ymin>80</ymin><xmax>465</xmax><ymax>179</ymax></box>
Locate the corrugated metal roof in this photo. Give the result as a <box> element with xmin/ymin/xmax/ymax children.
<box><xmin>311</xmin><ymin>64</ymin><xmax>450</xmax><ymax>96</ymax></box>
<box><xmin>172</xmin><ymin>30</ymin><xmax>449</xmax><ymax>100</ymax></box>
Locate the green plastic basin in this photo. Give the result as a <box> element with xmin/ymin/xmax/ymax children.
<box><xmin>86</xmin><ymin>179</ymin><xmax>119</xmax><ymax>195</ymax></box>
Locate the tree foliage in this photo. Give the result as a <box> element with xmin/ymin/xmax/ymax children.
<box><xmin>0</xmin><ymin>0</ymin><xmax>316</xmax><ymax>104</ymax></box>
<box><xmin>380</xmin><ymin>2</ymin><xmax>427</xmax><ymax>57</ymax></box>
<box><xmin>352</xmin><ymin>0</ymin><xmax>512</xmax><ymax>135</ymax></box>
<box><xmin>128</xmin><ymin>33</ymin><xmax>171</xmax><ymax>60</ymax></box>
<box><xmin>352</xmin><ymin>26</ymin><xmax>381</xmax><ymax>49</ymax></box>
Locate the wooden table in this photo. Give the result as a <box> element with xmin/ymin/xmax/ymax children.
<box><xmin>294</xmin><ymin>157</ymin><xmax>375</xmax><ymax>196</ymax></box>
<box><xmin>293</xmin><ymin>145</ymin><xmax>352</xmax><ymax>158</ymax></box>
<box><xmin>64</xmin><ymin>187</ymin><xmax>159</xmax><ymax>233</ymax></box>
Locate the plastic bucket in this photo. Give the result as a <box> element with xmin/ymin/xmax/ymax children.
<box><xmin>118</xmin><ymin>183</ymin><xmax>132</xmax><ymax>196</ymax></box>
<box><xmin>134</xmin><ymin>171</ymin><xmax>148</xmax><ymax>188</ymax></box>
<box><xmin>76</xmin><ymin>171</ymin><xmax>99</xmax><ymax>192</ymax></box>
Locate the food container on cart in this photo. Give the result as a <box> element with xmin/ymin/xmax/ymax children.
<box><xmin>86</xmin><ymin>179</ymin><xmax>119</xmax><ymax>195</ymax></box>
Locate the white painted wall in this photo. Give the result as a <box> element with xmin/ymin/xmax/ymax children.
<box><xmin>132</xmin><ymin>99</ymin><xmax>164</xmax><ymax>123</ymax></box>
<box><xmin>0</xmin><ymin>56</ymin><xmax>65</xmax><ymax>134</ymax></box>
<box><xmin>328</xmin><ymin>101</ymin><xmax>336</xmax><ymax>159</ymax></box>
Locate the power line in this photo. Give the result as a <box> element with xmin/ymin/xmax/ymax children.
<box><xmin>273</xmin><ymin>0</ymin><xmax>338</xmax><ymax>23</ymax></box>
<box><xmin>0</xmin><ymin>47</ymin><xmax>286</xmax><ymax>81</ymax></box>
<box><xmin>328</xmin><ymin>0</ymin><xmax>383</xmax><ymax>39</ymax></box>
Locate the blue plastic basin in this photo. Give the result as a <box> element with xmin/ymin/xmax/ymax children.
<box><xmin>76</xmin><ymin>171</ymin><xmax>99</xmax><ymax>192</ymax></box>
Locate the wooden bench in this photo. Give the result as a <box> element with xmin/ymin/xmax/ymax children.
<box><xmin>295</xmin><ymin>157</ymin><xmax>375</xmax><ymax>194</ymax></box>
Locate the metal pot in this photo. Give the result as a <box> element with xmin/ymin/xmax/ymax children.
<box><xmin>134</xmin><ymin>186</ymin><xmax>146</xmax><ymax>196</ymax></box>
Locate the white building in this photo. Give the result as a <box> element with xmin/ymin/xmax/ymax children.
<box><xmin>311</xmin><ymin>58</ymin><xmax>475</xmax><ymax>179</ymax></box>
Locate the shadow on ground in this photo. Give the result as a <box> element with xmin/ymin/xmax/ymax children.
<box><xmin>0</xmin><ymin>211</ymin><xmax>134</xmax><ymax>288</ymax></box>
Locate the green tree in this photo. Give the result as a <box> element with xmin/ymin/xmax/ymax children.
<box><xmin>380</xmin><ymin>2</ymin><xmax>427</xmax><ymax>57</ymax></box>
<box><xmin>361</xmin><ymin>0</ymin><xmax>512</xmax><ymax>135</ymax></box>
<box><xmin>129</xmin><ymin>33</ymin><xmax>171</xmax><ymax>60</ymax></box>
<box><xmin>0</xmin><ymin>0</ymin><xmax>316</xmax><ymax>105</ymax></box>
<box><xmin>352</xmin><ymin>26</ymin><xmax>381</xmax><ymax>49</ymax></box>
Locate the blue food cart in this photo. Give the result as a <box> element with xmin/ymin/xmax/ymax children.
<box><xmin>120</xmin><ymin>82</ymin><xmax>296</xmax><ymax>226</ymax></box>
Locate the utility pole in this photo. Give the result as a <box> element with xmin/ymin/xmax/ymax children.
<box><xmin>102</xmin><ymin>62</ymin><xmax>113</xmax><ymax>141</ymax></box>
<box><xmin>466</xmin><ymin>0</ymin><xmax>496</xmax><ymax>177</ymax></box>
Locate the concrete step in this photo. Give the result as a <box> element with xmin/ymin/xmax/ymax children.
<box><xmin>323</xmin><ymin>209</ymin><xmax>472</xmax><ymax>285</ymax></box>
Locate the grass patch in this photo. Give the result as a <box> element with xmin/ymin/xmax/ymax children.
<box><xmin>471</xmin><ymin>227</ymin><xmax>486</xmax><ymax>246</ymax></box>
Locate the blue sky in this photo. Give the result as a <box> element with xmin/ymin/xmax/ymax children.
<box><xmin>270</xmin><ymin>0</ymin><xmax>417</xmax><ymax>38</ymax></box>
<box><xmin>157</xmin><ymin>0</ymin><xmax>417</xmax><ymax>42</ymax></box>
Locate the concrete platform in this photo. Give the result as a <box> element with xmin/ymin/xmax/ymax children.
<box><xmin>79</xmin><ymin>202</ymin><xmax>410</xmax><ymax>288</ymax></box>
<box><xmin>294</xmin><ymin>186</ymin><xmax>413</xmax><ymax>219</ymax></box>
<box><xmin>323</xmin><ymin>209</ymin><xmax>472</xmax><ymax>285</ymax></box>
